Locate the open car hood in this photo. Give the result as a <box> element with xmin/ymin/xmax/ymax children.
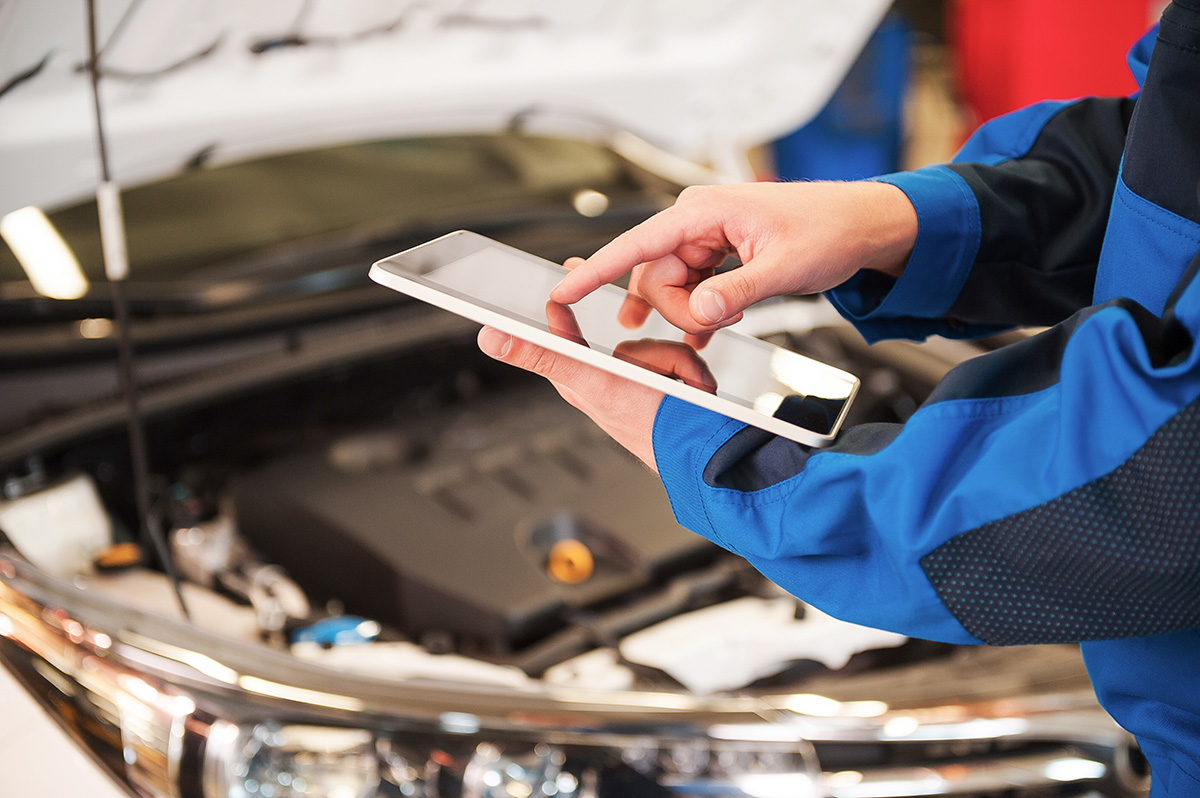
<box><xmin>0</xmin><ymin>0</ymin><xmax>889</xmax><ymax>216</ymax></box>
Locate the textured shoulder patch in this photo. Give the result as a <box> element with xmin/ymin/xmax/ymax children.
<box><xmin>921</xmin><ymin>398</ymin><xmax>1200</xmax><ymax>646</ymax></box>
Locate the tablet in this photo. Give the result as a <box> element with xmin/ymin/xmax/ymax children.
<box><xmin>369</xmin><ymin>230</ymin><xmax>858</xmax><ymax>447</ymax></box>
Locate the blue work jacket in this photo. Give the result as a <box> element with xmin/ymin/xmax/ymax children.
<box><xmin>652</xmin><ymin>2</ymin><xmax>1200</xmax><ymax>792</ymax></box>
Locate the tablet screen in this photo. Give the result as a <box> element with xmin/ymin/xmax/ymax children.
<box><xmin>372</xmin><ymin>232</ymin><xmax>858</xmax><ymax>443</ymax></box>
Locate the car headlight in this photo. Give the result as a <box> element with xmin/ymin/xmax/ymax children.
<box><xmin>0</xmin><ymin>550</ymin><xmax>1148</xmax><ymax>798</ymax></box>
<box><xmin>205</xmin><ymin>724</ymin><xmax>382</xmax><ymax>798</ymax></box>
<box><xmin>200</xmin><ymin>722</ymin><xmax>816</xmax><ymax>798</ymax></box>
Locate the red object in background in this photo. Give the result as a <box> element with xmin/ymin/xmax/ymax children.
<box><xmin>951</xmin><ymin>0</ymin><xmax>1162</xmax><ymax>125</ymax></box>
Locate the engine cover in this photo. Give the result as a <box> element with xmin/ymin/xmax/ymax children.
<box><xmin>234</xmin><ymin>383</ymin><xmax>713</xmax><ymax>654</ymax></box>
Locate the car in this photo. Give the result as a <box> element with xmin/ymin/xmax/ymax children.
<box><xmin>0</xmin><ymin>2</ymin><xmax>1153</xmax><ymax>797</ymax></box>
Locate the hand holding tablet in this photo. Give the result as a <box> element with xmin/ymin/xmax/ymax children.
<box><xmin>369</xmin><ymin>230</ymin><xmax>859</xmax><ymax>447</ymax></box>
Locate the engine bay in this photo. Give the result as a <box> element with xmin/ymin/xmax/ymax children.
<box><xmin>0</xmin><ymin>302</ymin><xmax>1142</xmax><ymax>798</ymax></box>
<box><xmin>0</xmin><ymin>308</ymin><xmax>1071</xmax><ymax>699</ymax></box>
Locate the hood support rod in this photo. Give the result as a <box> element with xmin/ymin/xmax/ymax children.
<box><xmin>86</xmin><ymin>0</ymin><xmax>190</xmax><ymax>621</ymax></box>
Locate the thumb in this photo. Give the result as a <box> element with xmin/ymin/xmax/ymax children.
<box><xmin>478</xmin><ymin>326</ymin><xmax>591</xmax><ymax>388</ymax></box>
<box><xmin>689</xmin><ymin>265</ymin><xmax>773</xmax><ymax>326</ymax></box>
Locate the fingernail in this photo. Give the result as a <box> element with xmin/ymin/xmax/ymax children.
<box><xmin>479</xmin><ymin>328</ymin><xmax>512</xmax><ymax>358</ymax></box>
<box><xmin>697</xmin><ymin>289</ymin><xmax>726</xmax><ymax>324</ymax></box>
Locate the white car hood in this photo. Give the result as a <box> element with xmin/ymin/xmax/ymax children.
<box><xmin>0</xmin><ymin>0</ymin><xmax>889</xmax><ymax>216</ymax></box>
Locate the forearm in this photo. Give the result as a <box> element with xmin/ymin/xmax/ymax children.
<box><xmin>829</xmin><ymin>181</ymin><xmax>917</xmax><ymax>280</ymax></box>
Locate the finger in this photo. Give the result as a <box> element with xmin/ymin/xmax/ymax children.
<box><xmin>684</xmin><ymin>330</ymin><xmax>714</xmax><ymax>350</ymax></box>
<box><xmin>618</xmin><ymin>263</ymin><xmax>653</xmax><ymax>329</ymax></box>
<box><xmin>550</xmin><ymin>210</ymin><xmax>692</xmax><ymax>304</ymax></box>
<box><xmin>562</xmin><ymin>256</ymin><xmax>586</xmax><ymax>272</ymax></box>
<box><xmin>681</xmin><ymin>311</ymin><xmax>742</xmax><ymax>350</ymax></box>
<box><xmin>545</xmin><ymin>301</ymin><xmax>587</xmax><ymax>346</ymax></box>
<box><xmin>635</xmin><ymin>254</ymin><xmax>714</xmax><ymax>333</ymax></box>
<box><xmin>687</xmin><ymin>263</ymin><xmax>779</xmax><ymax>326</ymax></box>
<box><xmin>620</xmin><ymin>249</ymin><xmax>730</xmax><ymax>332</ymax></box>
<box><xmin>478</xmin><ymin>326</ymin><xmax>513</xmax><ymax>359</ymax></box>
<box><xmin>478</xmin><ymin>326</ymin><xmax>590</xmax><ymax>386</ymax></box>
<box><xmin>618</xmin><ymin>293</ymin><xmax>653</xmax><ymax>329</ymax></box>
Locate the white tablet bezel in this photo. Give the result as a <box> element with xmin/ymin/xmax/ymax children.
<box><xmin>369</xmin><ymin>231</ymin><xmax>858</xmax><ymax>447</ymax></box>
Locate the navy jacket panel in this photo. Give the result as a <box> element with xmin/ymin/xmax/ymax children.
<box><xmin>944</xmin><ymin>98</ymin><xmax>1135</xmax><ymax>327</ymax></box>
<box><xmin>832</xmin><ymin>97</ymin><xmax>1136</xmax><ymax>338</ymax></box>
<box><xmin>829</xmin><ymin>31</ymin><xmax>1150</xmax><ymax>342</ymax></box>
<box><xmin>1095</xmin><ymin>1</ymin><xmax>1200</xmax><ymax>313</ymax></box>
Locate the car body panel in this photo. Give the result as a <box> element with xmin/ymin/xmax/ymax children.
<box><xmin>0</xmin><ymin>0</ymin><xmax>890</xmax><ymax>215</ymax></box>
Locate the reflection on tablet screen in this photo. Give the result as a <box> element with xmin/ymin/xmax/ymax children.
<box><xmin>387</xmin><ymin>238</ymin><xmax>857</xmax><ymax>440</ymax></box>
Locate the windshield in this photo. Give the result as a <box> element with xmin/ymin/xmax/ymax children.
<box><xmin>0</xmin><ymin>133</ymin><xmax>650</xmax><ymax>303</ymax></box>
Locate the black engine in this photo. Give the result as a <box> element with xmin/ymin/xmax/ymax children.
<box><xmin>235</xmin><ymin>382</ymin><xmax>716</xmax><ymax>661</ymax></box>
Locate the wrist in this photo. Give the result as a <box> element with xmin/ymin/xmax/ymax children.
<box><xmin>855</xmin><ymin>181</ymin><xmax>918</xmax><ymax>279</ymax></box>
<box><xmin>827</xmin><ymin>166</ymin><xmax>983</xmax><ymax>339</ymax></box>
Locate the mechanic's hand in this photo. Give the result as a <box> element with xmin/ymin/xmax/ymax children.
<box><xmin>477</xmin><ymin>324</ymin><xmax>663</xmax><ymax>472</ymax></box>
<box><xmin>550</xmin><ymin>181</ymin><xmax>918</xmax><ymax>335</ymax></box>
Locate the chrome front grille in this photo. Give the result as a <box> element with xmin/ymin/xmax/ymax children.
<box><xmin>802</xmin><ymin>710</ymin><xmax>1151</xmax><ymax>797</ymax></box>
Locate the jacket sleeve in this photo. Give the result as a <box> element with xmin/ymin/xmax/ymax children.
<box><xmin>826</xmin><ymin>93</ymin><xmax>1136</xmax><ymax>343</ymax></box>
<box><xmin>653</xmin><ymin>248</ymin><xmax>1200</xmax><ymax>646</ymax></box>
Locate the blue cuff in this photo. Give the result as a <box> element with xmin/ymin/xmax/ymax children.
<box><xmin>651</xmin><ymin>395</ymin><xmax>744</xmax><ymax>546</ymax></box>
<box><xmin>827</xmin><ymin>166</ymin><xmax>982</xmax><ymax>343</ymax></box>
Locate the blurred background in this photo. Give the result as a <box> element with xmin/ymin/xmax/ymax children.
<box><xmin>767</xmin><ymin>0</ymin><xmax>1166</xmax><ymax>182</ymax></box>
